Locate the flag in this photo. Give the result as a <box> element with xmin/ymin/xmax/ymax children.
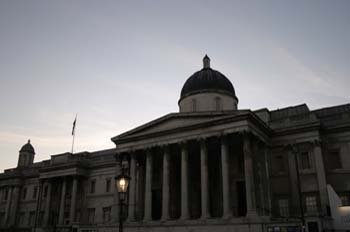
<box><xmin>72</xmin><ymin>115</ymin><xmax>77</xmax><ymax>136</ymax></box>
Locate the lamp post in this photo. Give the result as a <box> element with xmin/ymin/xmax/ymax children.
<box><xmin>115</xmin><ymin>154</ymin><xmax>131</xmax><ymax>232</ymax></box>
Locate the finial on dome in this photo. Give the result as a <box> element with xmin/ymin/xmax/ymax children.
<box><xmin>203</xmin><ymin>54</ymin><xmax>210</xmax><ymax>69</ymax></box>
<box><xmin>28</xmin><ymin>139</ymin><xmax>30</xmax><ymax>144</ymax></box>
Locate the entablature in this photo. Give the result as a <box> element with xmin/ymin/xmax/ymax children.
<box><xmin>39</xmin><ymin>166</ymin><xmax>89</xmax><ymax>179</ymax></box>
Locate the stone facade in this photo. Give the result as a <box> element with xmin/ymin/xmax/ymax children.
<box><xmin>0</xmin><ymin>57</ymin><xmax>350</xmax><ymax>232</ymax></box>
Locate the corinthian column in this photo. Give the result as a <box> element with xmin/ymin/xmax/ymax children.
<box><xmin>161</xmin><ymin>146</ymin><xmax>170</xmax><ymax>221</ymax></box>
<box><xmin>180</xmin><ymin>142</ymin><xmax>189</xmax><ymax>220</ymax></box>
<box><xmin>313</xmin><ymin>141</ymin><xmax>328</xmax><ymax>215</ymax></box>
<box><xmin>4</xmin><ymin>186</ymin><xmax>13</xmax><ymax>226</ymax></box>
<box><xmin>127</xmin><ymin>153</ymin><xmax>136</xmax><ymax>221</ymax></box>
<box><xmin>243</xmin><ymin>133</ymin><xmax>257</xmax><ymax>217</ymax></box>
<box><xmin>221</xmin><ymin>136</ymin><xmax>232</xmax><ymax>218</ymax></box>
<box><xmin>59</xmin><ymin>177</ymin><xmax>67</xmax><ymax>224</ymax></box>
<box><xmin>70</xmin><ymin>177</ymin><xmax>78</xmax><ymax>224</ymax></box>
<box><xmin>44</xmin><ymin>181</ymin><xmax>52</xmax><ymax>225</ymax></box>
<box><xmin>200</xmin><ymin>139</ymin><xmax>210</xmax><ymax>219</ymax></box>
<box><xmin>143</xmin><ymin>150</ymin><xmax>153</xmax><ymax>221</ymax></box>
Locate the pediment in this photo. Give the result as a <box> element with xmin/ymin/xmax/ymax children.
<box><xmin>112</xmin><ymin>112</ymin><xmax>238</xmax><ymax>141</ymax></box>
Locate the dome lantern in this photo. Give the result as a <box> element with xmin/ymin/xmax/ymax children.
<box><xmin>203</xmin><ymin>54</ymin><xmax>210</xmax><ymax>69</ymax></box>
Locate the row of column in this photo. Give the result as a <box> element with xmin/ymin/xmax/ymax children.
<box><xmin>126</xmin><ymin>133</ymin><xmax>257</xmax><ymax>221</ymax></box>
<box><xmin>58</xmin><ymin>177</ymin><xmax>78</xmax><ymax>225</ymax></box>
<box><xmin>0</xmin><ymin>176</ymin><xmax>78</xmax><ymax>227</ymax></box>
<box><xmin>2</xmin><ymin>186</ymin><xmax>14</xmax><ymax>226</ymax></box>
<box><xmin>1</xmin><ymin>185</ymin><xmax>21</xmax><ymax>226</ymax></box>
<box><xmin>40</xmin><ymin>176</ymin><xmax>78</xmax><ymax>226</ymax></box>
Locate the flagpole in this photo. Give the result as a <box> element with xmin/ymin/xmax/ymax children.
<box><xmin>71</xmin><ymin>131</ymin><xmax>76</xmax><ymax>154</ymax></box>
<box><xmin>71</xmin><ymin>114</ymin><xmax>77</xmax><ymax>154</ymax></box>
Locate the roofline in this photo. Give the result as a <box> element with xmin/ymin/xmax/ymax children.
<box><xmin>311</xmin><ymin>103</ymin><xmax>350</xmax><ymax>112</ymax></box>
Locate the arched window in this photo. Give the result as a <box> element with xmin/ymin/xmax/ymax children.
<box><xmin>215</xmin><ymin>97</ymin><xmax>222</xmax><ymax>111</ymax></box>
<box><xmin>191</xmin><ymin>98</ymin><xmax>197</xmax><ymax>112</ymax></box>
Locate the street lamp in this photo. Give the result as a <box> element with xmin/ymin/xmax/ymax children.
<box><xmin>115</xmin><ymin>172</ymin><xmax>130</xmax><ymax>232</ymax></box>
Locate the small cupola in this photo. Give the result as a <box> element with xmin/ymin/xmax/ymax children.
<box><xmin>17</xmin><ymin>140</ymin><xmax>35</xmax><ymax>167</ymax></box>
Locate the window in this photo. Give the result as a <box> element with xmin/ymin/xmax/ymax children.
<box><xmin>19</xmin><ymin>212</ymin><xmax>25</xmax><ymax>226</ymax></box>
<box><xmin>301</xmin><ymin>152</ymin><xmax>310</xmax><ymax>169</ymax></box>
<box><xmin>328</xmin><ymin>150</ymin><xmax>342</xmax><ymax>169</ymax></box>
<box><xmin>215</xmin><ymin>97</ymin><xmax>222</xmax><ymax>111</ymax></box>
<box><xmin>103</xmin><ymin>207</ymin><xmax>111</xmax><ymax>223</ymax></box>
<box><xmin>33</xmin><ymin>186</ymin><xmax>38</xmax><ymax>199</ymax></box>
<box><xmin>28</xmin><ymin>211</ymin><xmax>35</xmax><ymax>226</ymax></box>
<box><xmin>90</xmin><ymin>180</ymin><xmax>96</xmax><ymax>194</ymax></box>
<box><xmin>22</xmin><ymin>187</ymin><xmax>27</xmax><ymax>200</ymax></box>
<box><xmin>106</xmin><ymin>179</ymin><xmax>111</xmax><ymax>193</ymax></box>
<box><xmin>87</xmin><ymin>208</ymin><xmax>95</xmax><ymax>224</ymax></box>
<box><xmin>191</xmin><ymin>99</ymin><xmax>197</xmax><ymax>112</ymax></box>
<box><xmin>38</xmin><ymin>211</ymin><xmax>44</xmax><ymax>226</ymax></box>
<box><xmin>278</xmin><ymin>199</ymin><xmax>289</xmax><ymax>217</ymax></box>
<box><xmin>306</xmin><ymin>196</ymin><xmax>318</xmax><ymax>213</ymax></box>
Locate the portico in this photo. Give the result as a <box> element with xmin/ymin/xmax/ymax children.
<box><xmin>112</xmin><ymin>110</ymin><xmax>272</xmax><ymax>223</ymax></box>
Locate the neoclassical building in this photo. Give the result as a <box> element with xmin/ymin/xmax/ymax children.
<box><xmin>0</xmin><ymin>56</ymin><xmax>350</xmax><ymax>232</ymax></box>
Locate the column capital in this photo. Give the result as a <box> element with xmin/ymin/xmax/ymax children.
<box><xmin>284</xmin><ymin>143</ymin><xmax>299</xmax><ymax>154</ymax></box>
<box><xmin>238</xmin><ymin>129</ymin><xmax>250</xmax><ymax>136</ymax></box>
<box><xmin>243</xmin><ymin>133</ymin><xmax>252</xmax><ymax>153</ymax></box>
<box><xmin>197</xmin><ymin>137</ymin><xmax>207</xmax><ymax>145</ymax></box>
<box><xmin>127</xmin><ymin>152</ymin><xmax>137</xmax><ymax>161</ymax></box>
<box><xmin>145</xmin><ymin>147</ymin><xmax>153</xmax><ymax>154</ymax></box>
<box><xmin>179</xmin><ymin>140</ymin><xmax>188</xmax><ymax>149</ymax></box>
<box><xmin>39</xmin><ymin>179</ymin><xmax>45</xmax><ymax>185</ymax></box>
<box><xmin>221</xmin><ymin>134</ymin><xmax>229</xmax><ymax>144</ymax></box>
<box><xmin>159</xmin><ymin>143</ymin><xmax>170</xmax><ymax>151</ymax></box>
<box><xmin>312</xmin><ymin>139</ymin><xmax>322</xmax><ymax>147</ymax></box>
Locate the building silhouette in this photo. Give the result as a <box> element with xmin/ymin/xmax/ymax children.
<box><xmin>0</xmin><ymin>55</ymin><xmax>350</xmax><ymax>232</ymax></box>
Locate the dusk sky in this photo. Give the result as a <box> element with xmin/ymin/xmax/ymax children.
<box><xmin>0</xmin><ymin>0</ymin><xmax>349</xmax><ymax>171</ymax></box>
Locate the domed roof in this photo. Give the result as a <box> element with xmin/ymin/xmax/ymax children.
<box><xmin>180</xmin><ymin>55</ymin><xmax>237</xmax><ymax>101</ymax></box>
<box><xmin>20</xmin><ymin>140</ymin><xmax>35</xmax><ymax>154</ymax></box>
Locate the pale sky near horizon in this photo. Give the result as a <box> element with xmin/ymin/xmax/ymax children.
<box><xmin>0</xmin><ymin>0</ymin><xmax>349</xmax><ymax>171</ymax></box>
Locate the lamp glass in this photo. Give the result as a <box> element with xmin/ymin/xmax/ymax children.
<box><xmin>115</xmin><ymin>175</ymin><xmax>130</xmax><ymax>193</ymax></box>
